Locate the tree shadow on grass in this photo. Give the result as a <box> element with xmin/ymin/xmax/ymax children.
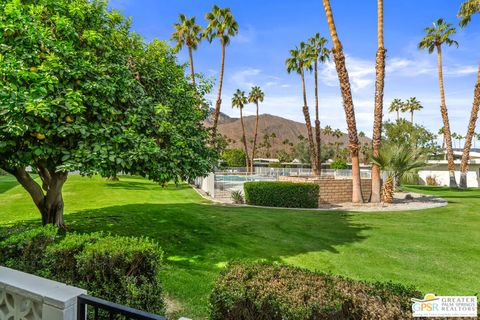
<box><xmin>104</xmin><ymin>179</ymin><xmax>192</xmax><ymax>192</ymax></box>
<box><xmin>0</xmin><ymin>176</ymin><xmax>20</xmax><ymax>194</ymax></box>
<box><xmin>64</xmin><ymin>203</ymin><xmax>369</xmax><ymax>268</ymax></box>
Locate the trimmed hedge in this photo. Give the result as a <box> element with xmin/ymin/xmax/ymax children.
<box><xmin>244</xmin><ymin>181</ymin><xmax>319</xmax><ymax>208</ymax></box>
<box><xmin>210</xmin><ymin>262</ymin><xmax>421</xmax><ymax>320</ymax></box>
<box><xmin>0</xmin><ymin>225</ymin><xmax>58</xmax><ymax>274</ymax></box>
<box><xmin>0</xmin><ymin>226</ymin><xmax>164</xmax><ymax>315</ymax></box>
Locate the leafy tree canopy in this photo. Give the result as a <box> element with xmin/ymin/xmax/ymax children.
<box><xmin>0</xmin><ymin>0</ymin><xmax>216</xmax><ymax>226</ymax></box>
<box><xmin>382</xmin><ymin>119</ymin><xmax>439</xmax><ymax>156</ymax></box>
<box><xmin>221</xmin><ymin>148</ymin><xmax>246</xmax><ymax>167</ymax></box>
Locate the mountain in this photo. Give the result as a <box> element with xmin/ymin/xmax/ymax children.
<box><xmin>210</xmin><ymin>112</ymin><xmax>371</xmax><ymax>158</ymax></box>
<box><xmin>205</xmin><ymin>108</ymin><xmax>236</xmax><ymax>126</ymax></box>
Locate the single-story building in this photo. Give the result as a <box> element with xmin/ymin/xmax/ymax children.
<box><xmin>418</xmin><ymin>159</ymin><xmax>480</xmax><ymax>187</ymax></box>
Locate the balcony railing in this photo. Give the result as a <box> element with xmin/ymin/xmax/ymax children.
<box><xmin>77</xmin><ymin>294</ymin><xmax>166</xmax><ymax>320</ymax></box>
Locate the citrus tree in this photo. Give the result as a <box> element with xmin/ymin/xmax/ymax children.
<box><xmin>0</xmin><ymin>0</ymin><xmax>216</xmax><ymax>227</ymax></box>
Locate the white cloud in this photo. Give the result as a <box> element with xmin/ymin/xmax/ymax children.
<box><xmin>320</xmin><ymin>56</ymin><xmax>375</xmax><ymax>92</ymax></box>
<box><xmin>232</xmin><ymin>24</ymin><xmax>256</xmax><ymax>44</ymax></box>
<box><xmin>228</xmin><ymin>67</ymin><xmax>291</xmax><ymax>90</ymax></box>
<box><xmin>320</xmin><ymin>54</ymin><xmax>478</xmax><ymax>94</ymax></box>
<box><xmin>229</xmin><ymin>68</ymin><xmax>261</xmax><ymax>88</ymax></box>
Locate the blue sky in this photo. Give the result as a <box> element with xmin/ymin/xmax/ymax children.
<box><xmin>110</xmin><ymin>0</ymin><xmax>479</xmax><ymax>138</ymax></box>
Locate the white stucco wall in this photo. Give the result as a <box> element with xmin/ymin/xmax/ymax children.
<box><xmin>418</xmin><ymin>161</ymin><xmax>480</xmax><ymax>187</ymax></box>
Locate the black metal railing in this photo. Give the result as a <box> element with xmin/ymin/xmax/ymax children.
<box><xmin>77</xmin><ymin>294</ymin><xmax>166</xmax><ymax>320</ymax></box>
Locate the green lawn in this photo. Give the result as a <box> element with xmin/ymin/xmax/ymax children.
<box><xmin>0</xmin><ymin>175</ymin><xmax>479</xmax><ymax>319</ymax></box>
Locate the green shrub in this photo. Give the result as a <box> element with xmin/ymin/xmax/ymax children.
<box><xmin>76</xmin><ymin>236</ymin><xmax>165</xmax><ymax>314</ymax></box>
<box><xmin>230</xmin><ymin>190</ymin><xmax>244</xmax><ymax>204</ymax></box>
<box><xmin>244</xmin><ymin>182</ymin><xmax>319</xmax><ymax>208</ymax></box>
<box><xmin>0</xmin><ymin>225</ymin><xmax>58</xmax><ymax>274</ymax></box>
<box><xmin>210</xmin><ymin>262</ymin><xmax>421</xmax><ymax>320</ymax></box>
<box><xmin>40</xmin><ymin>232</ymin><xmax>104</xmax><ymax>284</ymax></box>
<box><xmin>330</xmin><ymin>158</ymin><xmax>348</xmax><ymax>170</ymax></box>
<box><xmin>1</xmin><ymin>226</ymin><xmax>165</xmax><ymax>315</ymax></box>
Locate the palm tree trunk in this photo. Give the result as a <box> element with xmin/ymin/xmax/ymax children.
<box><xmin>460</xmin><ymin>65</ymin><xmax>480</xmax><ymax>188</ymax></box>
<box><xmin>371</xmin><ymin>0</ymin><xmax>385</xmax><ymax>203</ymax></box>
<box><xmin>322</xmin><ymin>0</ymin><xmax>363</xmax><ymax>203</ymax></box>
<box><xmin>212</xmin><ymin>41</ymin><xmax>226</xmax><ymax>139</ymax></box>
<box><xmin>396</xmin><ymin>110</ymin><xmax>399</xmax><ymax>121</ymax></box>
<box><xmin>301</xmin><ymin>69</ymin><xmax>319</xmax><ymax>176</ymax></box>
<box><xmin>240</xmin><ymin>107</ymin><xmax>250</xmax><ymax>174</ymax></box>
<box><xmin>411</xmin><ymin>111</ymin><xmax>414</xmax><ymax>123</ymax></box>
<box><xmin>437</xmin><ymin>45</ymin><xmax>457</xmax><ymax>188</ymax></box>
<box><xmin>314</xmin><ymin>60</ymin><xmax>322</xmax><ymax>175</ymax></box>
<box><xmin>251</xmin><ymin>102</ymin><xmax>260</xmax><ymax>174</ymax></box>
<box><xmin>188</xmin><ymin>46</ymin><xmax>196</xmax><ymax>88</ymax></box>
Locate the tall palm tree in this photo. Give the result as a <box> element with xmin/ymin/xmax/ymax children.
<box><xmin>419</xmin><ymin>18</ymin><xmax>459</xmax><ymax>188</ymax></box>
<box><xmin>332</xmin><ymin>129</ymin><xmax>343</xmax><ymax>158</ymax></box>
<box><xmin>389</xmin><ymin>99</ymin><xmax>404</xmax><ymax>121</ymax></box>
<box><xmin>171</xmin><ymin>14</ymin><xmax>202</xmax><ymax>88</ymax></box>
<box><xmin>248</xmin><ymin>86</ymin><xmax>264</xmax><ymax>174</ymax></box>
<box><xmin>307</xmin><ymin>33</ymin><xmax>330</xmax><ymax>174</ymax></box>
<box><xmin>322</xmin><ymin>0</ymin><xmax>363</xmax><ymax>203</ymax></box>
<box><xmin>204</xmin><ymin>5</ymin><xmax>239</xmax><ymax>138</ymax></box>
<box><xmin>458</xmin><ymin>134</ymin><xmax>464</xmax><ymax>148</ymax></box>
<box><xmin>371</xmin><ymin>0</ymin><xmax>386</xmax><ymax>203</ymax></box>
<box><xmin>403</xmin><ymin>97</ymin><xmax>423</xmax><ymax>123</ymax></box>
<box><xmin>286</xmin><ymin>44</ymin><xmax>319</xmax><ymax>176</ymax></box>
<box><xmin>452</xmin><ymin>132</ymin><xmax>458</xmax><ymax>148</ymax></box>
<box><xmin>438</xmin><ymin>126</ymin><xmax>446</xmax><ymax>158</ymax></box>
<box><xmin>458</xmin><ymin>0</ymin><xmax>480</xmax><ymax>188</ymax></box>
<box><xmin>323</xmin><ymin>125</ymin><xmax>333</xmax><ymax>137</ymax></box>
<box><xmin>232</xmin><ymin>89</ymin><xmax>250</xmax><ymax>173</ymax></box>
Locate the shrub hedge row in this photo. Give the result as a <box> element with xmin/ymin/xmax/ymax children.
<box><xmin>244</xmin><ymin>181</ymin><xmax>319</xmax><ymax>208</ymax></box>
<box><xmin>210</xmin><ymin>262</ymin><xmax>422</xmax><ymax>320</ymax></box>
<box><xmin>0</xmin><ymin>226</ymin><xmax>164</xmax><ymax>315</ymax></box>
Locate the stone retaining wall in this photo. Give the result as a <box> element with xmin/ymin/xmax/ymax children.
<box><xmin>278</xmin><ymin>176</ymin><xmax>372</xmax><ymax>204</ymax></box>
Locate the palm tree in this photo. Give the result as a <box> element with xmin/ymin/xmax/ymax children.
<box><xmin>438</xmin><ymin>126</ymin><xmax>446</xmax><ymax>157</ymax></box>
<box><xmin>307</xmin><ymin>33</ymin><xmax>330</xmax><ymax>174</ymax></box>
<box><xmin>332</xmin><ymin>129</ymin><xmax>343</xmax><ymax>157</ymax></box>
<box><xmin>457</xmin><ymin>134</ymin><xmax>464</xmax><ymax>149</ymax></box>
<box><xmin>248</xmin><ymin>86</ymin><xmax>264</xmax><ymax>174</ymax></box>
<box><xmin>204</xmin><ymin>5</ymin><xmax>239</xmax><ymax>138</ymax></box>
<box><xmin>419</xmin><ymin>18</ymin><xmax>459</xmax><ymax>188</ymax></box>
<box><xmin>286</xmin><ymin>44</ymin><xmax>319</xmax><ymax>176</ymax></box>
<box><xmin>322</xmin><ymin>0</ymin><xmax>363</xmax><ymax>203</ymax></box>
<box><xmin>171</xmin><ymin>14</ymin><xmax>202</xmax><ymax>88</ymax></box>
<box><xmin>389</xmin><ymin>99</ymin><xmax>404</xmax><ymax>121</ymax></box>
<box><xmin>371</xmin><ymin>144</ymin><xmax>427</xmax><ymax>189</ymax></box>
<box><xmin>232</xmin><ymin>89</ymin><xmax>250</xmax><ymax>173</ymax></box>
<box><xmin>452</xmin><ymin>132</ymin><xmax>458</xmax><ymax>148</ymax></box>
<box><xmin>458</xmin><ymin>0</ymin><xmax>480</xmax><ymax>188</ymax></box>
<box><xmin>323</xmin><ymin>125</ymin><xmax>332</xmax><ymax>137</ymax></box>
<box><xmin>403</xmin><ymin>97</ymin><xmax>423</xmax><ymax>123</ymax></box>
<box><xmin>371</xmin><ymin>0</ymin><xmax>386</xmax><ymax>203</ymax></box>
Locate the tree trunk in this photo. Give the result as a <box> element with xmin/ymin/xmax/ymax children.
<box><xmin>371</xmin><ymin>0</ymin><xmax>386</xmax><ymax>203</ymax></box>
<box><xmin>251</xmin><ymin>102</ymin><xmax>260</xmax><ymax>174</ymax></box>
<box><xmin>211</xmin><ymin>41</ymin><xmax>226</xmax><ymax>139</ymax></box>
<box><xmin>240</xmin><ymin>107</ymin><xmax>250</xmax><ymax>175</ymax></box>
<box><xmin>411</xmin><ymin>111</ymin><xmax>414</xmax><ymax>123</ymax></box>
<box><xmin>13</xmin><ymin>167</ymin><xmax>68</xmax><ymax>228</ymax></box>
<box><xmin>314</xmin><ymin>59</ymin><xmax>322</xmax><ymax>175</ymax></box>
<box><xmin>188</xmin><ymin>46</ymin><xmax>196</xmax><ymax>88</ymax></box>
<box><xmin>396</xmin><ymin>110</ymin><xmax>399</xmax><ymax>121</ymax></box>
<box><xmin>459</xmin><ymin>64</ymin><xmax>480</xmax><ymax>188</ymax></box>
<box><xmin>322</xmin><ymin>0</ymin><xmax>363</xmax><ymax>203</ymax></box>
<box><xmin>301</xmin><ymin>69</ymin><xmax>319</xmax><ymax>176</ymax></box>
<box><xmin>436</xmin><ymin>45</ymin><xmax>457</xmax><ymax>188</ymax></box>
